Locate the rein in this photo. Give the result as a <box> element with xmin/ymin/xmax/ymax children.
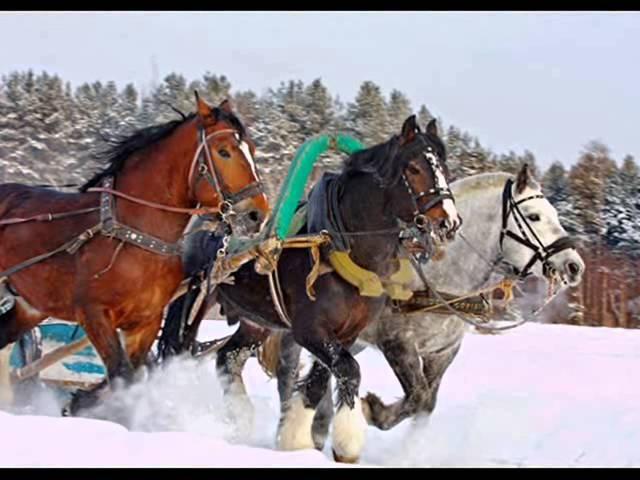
<box><xmin>0</xmin><ymin>207</ymin><xmax>101</xmax><ymax>227</ymax></box>
<box><xmin>0</xmin><ymin>124</ymin><xmax>264</xmax><ymax>281</ymax></box>
<box><xmin>404</xmin><ymin>177</ymin><xmax>577</xmax><ymax>332</ymax></box>
<box><xmin>85</xmin><ymin>188</ymin><xmax>219</xmax><ymax>216</ymax></box>
<box><xmin>405</xmin><ymin>248</ymin><xmax>531</xmax><ymax>332</ymax></box>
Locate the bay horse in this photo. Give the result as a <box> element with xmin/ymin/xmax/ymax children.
<box><xmin>274</xmin><ymin>165</ymin><xmax>585</xmax><ymax>445</ymax></box>
<box><xmin>158</xmin><ymin>116</ymin><xmax>461</xmax><ymax>463</ymax></box>
<box><xmin>0</xmin><ymin>95</ymin><xmax>269</xmax><ymax>415</ymax></box>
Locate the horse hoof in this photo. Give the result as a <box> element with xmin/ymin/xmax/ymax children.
<box><xmin>61</xmin><ymin>404</ymin><xmax>73</xmax><ymax>417</ymax></box>
<box><xmin>332</xmin><ymin>449</ymin><xmax>359</xmax><ymax>464</ymax></box>
<box><xmin>312</xmin><ymin>433</ymin><xmax>326</xmax><ymax>451</ymax></box>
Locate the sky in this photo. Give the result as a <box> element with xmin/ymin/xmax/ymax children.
<box><xmin>0</xmin><ymin>11</ymin><xmax>638</xmax><ymax>169</ymax></box>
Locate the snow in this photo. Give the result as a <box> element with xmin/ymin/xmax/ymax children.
<box><xmin>1</xmin><ymin>320</ymin><xmax>640</xmax><ymax>467</ymax></box>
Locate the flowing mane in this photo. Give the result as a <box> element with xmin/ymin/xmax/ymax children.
<box><xmin>80</xmin><ymin>108</ymin><xmax>247</xmax><ymax>192</ymax></box>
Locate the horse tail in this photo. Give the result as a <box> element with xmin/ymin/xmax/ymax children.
<box><xmin>257</xmin><ymin>331</ymin><xmax>284</xmax><ymax>379</ymax></box>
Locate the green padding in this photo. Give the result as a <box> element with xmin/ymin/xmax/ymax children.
<box><xmin>268</xmin><ymin>134</ymin><xmax>365</xmax><ymax>241</ymax></box>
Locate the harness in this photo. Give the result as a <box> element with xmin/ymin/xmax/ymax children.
<box><xmin>499</xmin><ymin>178</ymin><xmax>577</xmax><ymax>279</ymax></box>
<box><xmin>403</xmin><ymin>177</ymin><xmax>579</xmax><ymax>332</ymax></box>
<box><xmin>322</xmin><ymin>143</ymin><xmax>455</xmax><ymax>298</ymax></box>
<box><xmin>0</xmin><ymin>126</ymin><xmax>264</xmax><ymax>281</ymax></box>
<box><xmin>403</xmin><ymin>142</ymin><xmax>456</xmax><ymax>231</ymax></box>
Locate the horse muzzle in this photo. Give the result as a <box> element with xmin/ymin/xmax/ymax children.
<box><xmin>544</xmin><ymin>251</ymin><xmax>585</xmax><ymax>288</ymax></box>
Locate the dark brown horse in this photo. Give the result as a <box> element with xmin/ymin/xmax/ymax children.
<box><xmin>0</xmin><ymin>95</ymin><xmax>269</xmax><ymax>415</ymax></box>
<box><xmin>158</xmin><ymin>116</ymin><xmax>460</xmax><ymax>463</ymax></box>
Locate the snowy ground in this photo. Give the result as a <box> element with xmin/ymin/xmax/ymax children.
<box><xmin>1</xmin><ymin>320</ymin><xmax>640</xmax><ymax>467</ymax></box>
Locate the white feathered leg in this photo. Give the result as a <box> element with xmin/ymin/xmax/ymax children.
<box><xmin>331</xmin><ymin>397</ymin><xmax>367</xmax><ymax>463</ymax></box>
<box><xmin>276</xmin><ymin>393</ymin><xmax>316</xmax><ymax>450</ymax></box>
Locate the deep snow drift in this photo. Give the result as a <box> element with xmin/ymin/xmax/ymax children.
<box><xmin>1</xmin><ymin>320</ymin><xmax>639</xmax><ymax>467</ymax></box>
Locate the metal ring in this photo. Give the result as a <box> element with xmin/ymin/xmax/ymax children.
<box><xmin>414</xmin><ymin>214</ymin><xmax>429</xmax><ymax>230</ymax></box>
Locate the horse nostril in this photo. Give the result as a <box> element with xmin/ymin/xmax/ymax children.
<box><xmin>248</xmin><ymin>210</ymin><xmax>261</xmax><ymax>223</ymax></box>
<box><xmin>566</xmin><ymin>261</ymin><xmax>581</xmax><ymax>276</ymax></box>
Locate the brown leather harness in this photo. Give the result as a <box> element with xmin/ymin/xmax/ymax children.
<box><xmin>0</xmin><ymin>126</ymin><xmax>264</xmax><ymax>280</ymax></box>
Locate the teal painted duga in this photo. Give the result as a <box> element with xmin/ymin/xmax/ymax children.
<box><xmin>268</xmin><ymin>134</ymin><xmax>364</xmax><ymax>241</ymax></box>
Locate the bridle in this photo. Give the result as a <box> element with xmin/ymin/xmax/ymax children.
<box><xmin>499</xmin><ymin>178</ymin><xmax>577</xmax><ymax>280</ymax></box>
<box><xmin>187</xmin><ymin>126</ymin><xmax>264</xmax><ymax>222</ymax></box>
<box><xmin>401</xmin><ymin>139</ymin><xmax>456</xmax><ymax>232</ymax></box>
<box><xmin>0</xmin><ymin>118</ymin><xmax>268</xmax><ymax>284</ymax></box>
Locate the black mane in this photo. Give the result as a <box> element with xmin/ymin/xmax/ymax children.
<box><xmin>80</xmin><ymin>108</ymin><xmax>247</xmax><ymax>192</ymax></box>
<box><xmin>342</xmin><ymin>131</ymin><xmax>446</xmax><ymax>187</ymax></box>
<box><xmin>342</xmin><ymin>136</ymin><xmax>402</xmax><ymax>187</ymax></box>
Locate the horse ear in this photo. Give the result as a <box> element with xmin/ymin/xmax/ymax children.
<box><xmin>401</xmin><ymin>115</ymin><xmax>419</xmax><ymax>143</ymax></box>
<box><xmin>195</xmin><ymin>91</ymin><xmax>212</xmax><ymax>118</ymax></box>
<box><xmin>516</xmin><ymin>163</ymin><xmax>531</xmax><ymax>193</ymax></box>
<box><xmin>426</xmin><ymin>118</ymin><xmax>439</xmax><ymax>137</ymax></box>
<box><xmin>219</xmin><ymin>99</ymin><xmax>233</xmax><ymax>114</ymax></box>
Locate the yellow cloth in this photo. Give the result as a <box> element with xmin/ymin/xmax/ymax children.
<box><xmin>328</xmin><ymin>251</ymin><xmax>414</xmax><ymax>300</ymax></box>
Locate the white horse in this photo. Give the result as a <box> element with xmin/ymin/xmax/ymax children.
<box><xmin>273</xmin><ymin>163</ymin><xmax>585</xmax><ymax>445</ymax></box>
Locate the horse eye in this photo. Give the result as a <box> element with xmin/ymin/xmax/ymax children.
<box><xmin>527</xmin><ymin>213</ymin><xmax>541</xmax><ymax>222</ymax></box>
<box><xmin>407</xmin><ymin>165</ymin><xmax>420</xmax><ymax>175</ymax></box>
<box><xmin>218</xmin><ymin>149</ymin><xmax>231</xmax><ymax>159</ymax></box>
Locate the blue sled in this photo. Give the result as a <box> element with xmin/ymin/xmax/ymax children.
<box><xmin>10</xmin><ymin>322</ymin><xmax>106</xmax><ymax>379</ymax></box>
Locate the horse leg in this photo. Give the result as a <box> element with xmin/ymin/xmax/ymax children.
<box><xmin>124</xmin><ymin>316</ymin><xmax>164</xmax><ymax>371</ymax></box>
<box><xmin>308</xmin><ymin>339</ymin><xmax>367</xmax><ymax>450</ymax></box>
<box><xmin>311</xmin><ymin>376</ymin><xmax>334</xmax><ymax>451</ymax></box>
<box><xmin>156</xmin><ymin>293</ymin><xmax>189</xmax><ymax>360</ymax></box>
<box><xmin>156</xmin><ymin>285</ymin><xmax>210</xmax><ymax>360</ymax></box>
<box><xmin>62</xmin><ymin>306</ymin><xmax>133</xmax><ymax>416</ymax></box>
<box><xmin>302</xmin><ymin>336</ymin><xmax>367</xmax><ymax>464</ymax></box>
<box><xmin>277</xmin><ymin>358</ymin><xmax>331</xmax><ymax>452</ymax></box>
<box><xmin>413</xmin><ymin>341</ymin><xmax>462</xmax><ymax>422</ymax></box>
<box><xmin>275</xmin><ymin>331</ymin><xmax>334</xmax><ymax>452</ymax></box>
<box><xmin>215</xmin><ymin>320</ymin><xmax>269</xmax><ymax>439</ymax></box>
<box><xmin>276</xmin><ymin>331</ymin><xmax>302</xmax><ymax>413</ymax></box>
<box><xmin>362</xmin><ymin>335</ymin><xmax>426</xmax><ymax>431</ymax></box>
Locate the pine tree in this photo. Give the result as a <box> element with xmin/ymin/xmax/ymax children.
<box><xmin>542</xmin><ymin>162</ymin><xmax>569</xmax><ymax>204</ymax></box>
<box><xmin>386</xmin><ymin>89</ymin><xmax>412</xmax><ymax>136</ymax></box>
<box><xmin>303</xmin><ymin>78</ymin><xmax>334</xmax><ymax>136</ymax></box>
<box><xmin>233</xmin><ymin>89</ymin><xmax>260</xmax><ymax>128</ymax></box>
<box><xmin>601</xmin><ymin>163</ymin><xmax>637</xmax><ymax>251</ymax></box>
<box><xmin>154</xmin><ymin>73</ymin><xmax>193</xmax><ymax>122</ymax></box>
<box><xmin>117</xmin><ymin>83</ymin><xmax>140</xmax><ymax>135</ymax></box>
<box><xmin>0</xmin><ymin>71</ymin><xmax>37</xmax><ymax>182</ymax></box>
<box><xmin>540</xmin><ymin>162</ymin><xmax>582</xmax><ymax>233</ymax></box>
<box><xmin>568</xmin><ymin>141</ymin><xmax>617</xmax><ymax>239</ymax></box>
<box><xmin>345</xmin><ymin>81</ymin><xmax>389</xmax><ymax>145</ymax></box>
<box><xmin>417</xmin><ymin>104</ymin><xmax>433</xmax><ymax>128</ymax></box>
<box><xmin>201</xmin><ymin>72</ymin><xmax>232</xmax><ymax>104</ymax></box>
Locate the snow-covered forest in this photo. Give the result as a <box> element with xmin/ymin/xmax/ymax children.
<box><xmin>1</xmin><ymin>69</ymin><xmax>638</xmax><ymax>328</ymax></box>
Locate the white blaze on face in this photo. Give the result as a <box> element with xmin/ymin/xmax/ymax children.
<box><xmin>235</xmin><ymin>133</ymin><xmax>259</xmax><ymax>180</ymax></box>
<box><xmin>430</xmin><ymin>154</ymin><xmax>460</xmax><ymax>228</ymax></box>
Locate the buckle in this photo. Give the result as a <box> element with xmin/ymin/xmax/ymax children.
<box><xmin>0</xmin><ymin>293</ymin><xmax>15</xmax><ymax>315</ymax></box>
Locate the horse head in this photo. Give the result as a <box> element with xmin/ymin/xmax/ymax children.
<box><xmin>389</xmin><ymin>115</ymin><xmax>461</xmax><ymax>245</ymax></box>
<box><xmin>190</xmin><ymin>93</ymin><xmax>269</xmax><ymax>237</ymax></box>
<box><xmin>501</xmin><ymin>163</ymin><xmax>584</xmax><ymax>287</ymax></box>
